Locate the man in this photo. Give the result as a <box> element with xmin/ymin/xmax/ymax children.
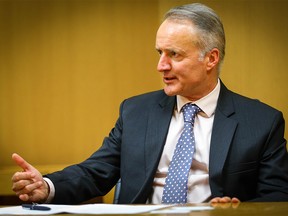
<box><xmin>11</xmin><ymin>3</ymin><xmax>288</xmax><ymax>204</ymax></box>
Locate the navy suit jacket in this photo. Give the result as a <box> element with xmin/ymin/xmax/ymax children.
<box><xmin>46</xmin><ymin>82</ymin><xmax>288</xmax><ymax>204</ymax></box>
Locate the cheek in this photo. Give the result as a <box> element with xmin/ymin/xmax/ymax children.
<box><xmin>173</xmin><ymin>58</ymin><xmax>206</xmax><ymax>80</ymax></box>
<box><xmin>184</xmin><ymin>64</ymin><xmax>207</xmax><ymax>80</ymax></box>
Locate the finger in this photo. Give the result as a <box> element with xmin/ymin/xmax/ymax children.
<box><xmin>231</xmin><ymin>198</ymin><xmax>241</xmax><ymax>209</ymax></box>
<box><xmin>210</xmin><ymin>196</ymin><xmax>232</xmax><ymax>203</ymax></box>
<box><xmin>12</xmin><ymin>153</ymin><xmax>33</xmax><ymax>171</ymax></box>
<box><xmin>219</xmin><ymin>196</ymin><xmax>231</xmax><ymax>203</ymax></box>
<box><xmin>15</xmin><ymin>181</ymin><xmax>42</xmax><ymax>196</ymax></box>
<box><xmin>11</xmin><ymin>171</ymin><xmax>35</xmax><ymax>182</ymax></box>
<box><xmin>12</xmin><ymin>179</ymin><xmax>34</xmax><ymax>192</ymax></box>
<box><xmin>232</xmin><ymin>197</ymin><xmax>240</xmax><ymax>203</ymax></box>
<box><xmin>210</xmin><ymin>197</ymin><xmax>221</xmax><ymax>203</ymax></box>
<box><xmin>25</xmin><ymin>181</ymin><xmax>43</xmax><ymax>193</ymax></box>
<box><xmin>19</xmin><ymin>193</ymin><xmax>37</xmax><ymax>202</ymax></box>
<box><xmin>19</xmin><ymin>194</ymin><xmax>30</xmax><ymax>202</ymax></box>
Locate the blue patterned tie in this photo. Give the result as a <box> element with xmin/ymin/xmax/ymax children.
<box><xmin>162</xmin><ymin>103</ymin><xmax>200</xmax><ymax>204</ymax></box>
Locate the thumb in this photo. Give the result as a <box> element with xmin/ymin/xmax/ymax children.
<box><xmin>12</xmin><ymin>153</ymin><xmax>33</xmax><ymax>172</ymax></box>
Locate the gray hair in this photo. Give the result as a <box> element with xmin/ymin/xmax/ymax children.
<box><xmin>164</xmin><ymin>3</ymin><xmax>225</xmax><ymax>71</ymax></box>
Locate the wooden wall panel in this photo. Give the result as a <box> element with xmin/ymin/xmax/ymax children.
<box><xmin>0</xmin><ymin>0</ymin><xmax>160</xmax><ymax>165</ymax></box>
<box><xmin>0</xmin><ymin>0</ymin><xmax>160</xmax><ymax>203</ymax></box>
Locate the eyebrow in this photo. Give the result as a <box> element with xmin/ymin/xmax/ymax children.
<box><xmin>155</xmin><ymin>47</ymin><xmax>185</xmax><ymax>54</ymax></box>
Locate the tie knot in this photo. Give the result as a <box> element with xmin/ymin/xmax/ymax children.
<box><xmin>182</xmin><ymin>103</ymin><xmax>200</xmax><ymax>123</ymax></box>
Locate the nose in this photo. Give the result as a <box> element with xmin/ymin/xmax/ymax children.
<box><xmin>157</xmin><ymin>54</ymin><xmax>172</xmax><ymax>72</ymax></box>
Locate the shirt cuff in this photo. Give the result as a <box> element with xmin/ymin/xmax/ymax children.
<box><xmin>43</xmin><ymin>177</ymin><xmax>55</xmax><ymax>203</ymax></box>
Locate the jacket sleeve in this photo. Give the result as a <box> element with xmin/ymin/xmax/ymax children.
<box><xmin>253</xmin><ymin>111</ymin><xmax>288</xmax><ymax>201</ymax></box>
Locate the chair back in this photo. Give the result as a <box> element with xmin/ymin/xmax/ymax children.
<box><xmin>113</xmin><ymin>179</ymin><xmax>121</xmax><ymax>204</ymax></box>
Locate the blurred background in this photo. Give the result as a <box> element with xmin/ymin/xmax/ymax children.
<box><xmin>0</xmin><ymin>0</ymin><xmax>287</xmax><ymax>203</ymax></box>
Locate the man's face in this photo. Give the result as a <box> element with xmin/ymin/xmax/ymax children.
<box><xmin>155</xmin><ymin>19</ymin><xmax>217</xmax><ymax>101</ymax></box>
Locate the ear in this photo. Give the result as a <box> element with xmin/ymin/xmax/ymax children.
<box><xmin>206</xmin><ymin>48</ymin><xmax>220</xmax><ymax>71</ymax></box>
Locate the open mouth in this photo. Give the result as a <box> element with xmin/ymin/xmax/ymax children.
<box><xmin>163</xmin><ymin>76</ymin><xmax>176</xmax><ymax>83</ymax></box>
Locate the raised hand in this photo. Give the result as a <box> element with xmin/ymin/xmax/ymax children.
<box><xmin>11</xmin><ymin>153</ymin><xmax>49</xmax><ymax>203</ymax></box>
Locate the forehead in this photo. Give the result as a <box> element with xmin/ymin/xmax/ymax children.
<box><xmin>156</xmin><ymin>19</ymin><xmax>198</xmax><ymax>49</ymax></box>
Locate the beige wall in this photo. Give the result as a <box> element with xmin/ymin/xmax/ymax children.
<box><xmin>0</xmin><ymin>0</ymin><xmax>161</xmax><ymax>202</ymax></box>
<box><xmin>1</xmin><ymin>0</ymin><xmax>287</xmax><ymax>203</ymax></box>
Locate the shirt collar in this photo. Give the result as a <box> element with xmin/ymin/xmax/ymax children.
<box><xmin>176</xmin><ymin>79</ymin><xmax>221</xmax><ymax>117</ymax></box>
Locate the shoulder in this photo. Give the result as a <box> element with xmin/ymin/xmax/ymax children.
<box><xmin>121</xmin><ymin>90</ymin><xmax>173</xmax><ymax>108</ymax></box>
<box><xmin>125</xmin><ymin>90</ymin><xmax>168</xmax><ymax>102</ymax></box>
<box><xmin>231</xmin><ymin>90</ymin><xmax>280</xmax><ymax>115</ymax></box>
<box><xmin>117</xmin><ymin>90</ymin><xmax>175</xmax><ymax>118</ymax></box>
<box><xmin>219</xmin><ymin>82</ymin><xmax>284</xmax><ymax>124</ymax></box>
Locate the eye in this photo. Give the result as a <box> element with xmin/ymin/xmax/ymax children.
<box><xmin>169</xmin><ymin>50</ymin><xmax>180</xmax><ymax>58</ymax></box>
<box><xmin>170</xmin><ymin>51</ymin><xmax>177</xmax><ymax>57</ymax></box>
<box><xmin>156</xmin><ymin>49</ymin><xmax>162</xmax><ymax>56</ymax></box>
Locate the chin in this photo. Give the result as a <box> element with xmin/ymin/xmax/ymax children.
<box><xmin>163</xmin><ymin>88</ymin><xmax>178</xmax><ymax>97</ymax></box>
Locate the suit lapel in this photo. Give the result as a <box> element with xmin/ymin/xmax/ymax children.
<box><xmin>209</xmin><ymin>82</ymin><xmax>238</xmax><ymax>196</ymax></box>
<box><xmin>132</xmin><ymin>93</ymin><xmax>175</xmax><ymax>203</ymax></box>
<box><xmin>144</xmin><ymin>94</ymin><xmax>175</xmax><ymax>176</ymax></box>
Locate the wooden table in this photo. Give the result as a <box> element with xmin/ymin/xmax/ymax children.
<box><xmin>56</xmin><ymin>202</ymin><xmax>287</xmax><ymax>216</ymax></box>
<box><xmin>1</xmin><ymin>202</ymin><xmax>287</xmax><ymax>216</ymax></box>
<box><xmin>201</xmin><ymin>202</ymin><xmax>287</xmax><ymax>216</ymax></box>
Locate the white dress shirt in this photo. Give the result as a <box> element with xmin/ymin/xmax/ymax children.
<box><xmin>149</xmin><ymin>80</ymin><xmax>220</xmax><ymax>204</ymax></box>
